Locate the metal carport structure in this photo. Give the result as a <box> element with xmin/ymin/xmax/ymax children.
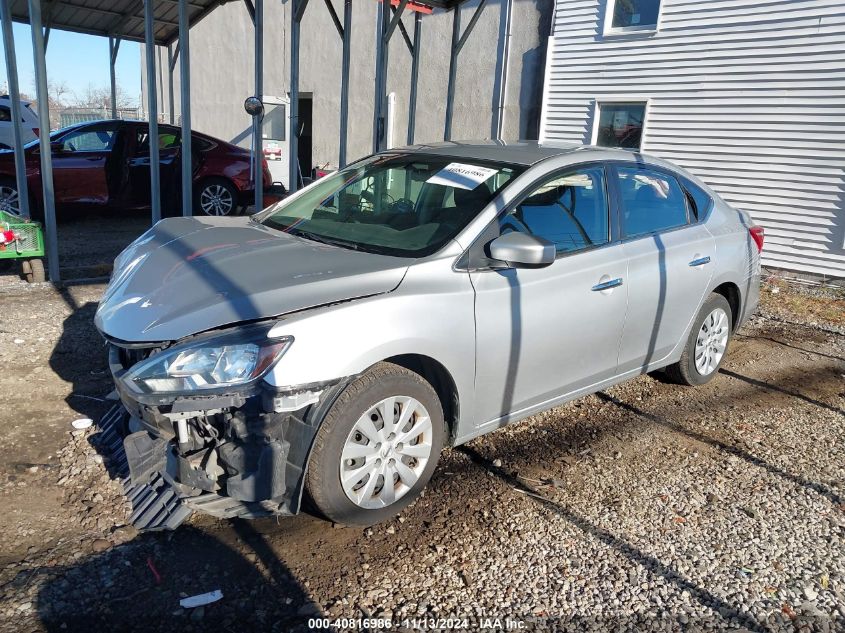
<box><xmin>1</xmin><ymin>0</ymin><xmax>508</xmax><ymax>282</ymax></box>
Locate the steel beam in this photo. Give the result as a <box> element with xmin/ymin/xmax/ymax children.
<box><xmin>27</xmin><ymin>0</ymin><xmax>59</xmax><ymax>280</ymax></box>
<box><xmin>144</xmin><ymin>0</ymin><xmax>161</xmax><ymax>223</ymax></box>
<box><xmin>407</xmin><ymin>12</ymin><xmax>421</xmax><ymax>145</ymax></box>
<box><xmin>492</xmin><ymin>0</ymin><xmax>512</xmax><ymax>140</ymax></box>
<box><xmin>178</xmin><ymin>0</ymin><xmax>192</xmax><ymax>215</ymax></box>
<box><xmin>289</xmin><ymin>0</ymin><xmax>306</xmax><ymax>193</ymax></box>
<box><xmin>444</xmin><ymin>0</ymin><xmax>486</xmax><ymax>141</ymax></box>
<box><xmin>253</xmin><ymin>0</ymin><xmax>263</xmax><ymax>212</ymax></box>
<box><xmin>322</xmin><ymin>0</ymin><xmax>343</xmax><ymax>39</ymax></box>
<box><xmin>371</xmin><ymin>0</ymin><xmax>388</xmax><ymax>152</ymax></box>
<box><xmin>338</xmin><ymin>0</ymin><xmax>351</xmax><ymax>167</ymax></box>
<box><xmin>167</xmin><ymin>45</ymin><xmax>175</xmax><ymax>123</ymax></box>
<box><xmin>109</xmin><ymin>36</ymin><xmax>121</xmax><ymax>119</ymax></box>
<box><xmin>1</xmin><ymin>0</ymin><xmax>30</xmax><ymax>219</ymax></box>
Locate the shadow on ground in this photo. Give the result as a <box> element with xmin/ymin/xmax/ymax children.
<box><xmin>35</xmin><ymin>523</ymin><xmax>320</xmax><ymax>633</ymax></box>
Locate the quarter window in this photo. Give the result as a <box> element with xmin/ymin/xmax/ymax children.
<box><xmin>500</xmin><ymin>167</ymin><xmax>609</xmax><ymax>254</ymax></box>
<box><xmin>615</xmin><ymin>167</ymin><xmax>688</xmax><ymax>238</ymax></box>
<box><xmin>680</xmin><ymin>177</ymin><xmax>713</xmax><ymax>220</ymax></box>
<box><xmin>595</xmin><ymin>102</ymin><xmax>646</xmax><ymax>150</ymax></box>
<box><xmin>609</xmin><ymin>0</ymin><xmax>661</xmax><ymax>30</ymax></box>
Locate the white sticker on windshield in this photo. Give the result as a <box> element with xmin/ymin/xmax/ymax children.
<box><xmin>426</xmin><ymin>162</ymin><xmax>499</xmax><ymax>190</ymax></box>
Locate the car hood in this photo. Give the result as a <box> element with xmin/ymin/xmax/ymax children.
<box><xmin>95</xmin><ymin>216</ymin><xmax>410</xmax><ymax>343</ymax></box>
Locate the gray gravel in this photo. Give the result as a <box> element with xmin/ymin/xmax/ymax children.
<box><xmin>0</xmin><ymin>279</ymin><xmax>842</xmax><ymax>632</ymax></box>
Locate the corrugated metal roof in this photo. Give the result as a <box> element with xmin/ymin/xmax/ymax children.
<box><xmin>9</xmin><ymin>0</ymin><xmax>238</xmax><ymax>46</ymax></box>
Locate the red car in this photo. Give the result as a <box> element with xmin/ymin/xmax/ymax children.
<box><xmin>0</xmin><ymin>120</ymin><xmax>279</xmax><ymax>217</ymax></box>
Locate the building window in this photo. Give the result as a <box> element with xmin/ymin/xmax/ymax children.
<box><xmin>594</xmin><ymin>102</ymin><xmax>646</xmax><ymax>149</ymax></box>
<box><xmin>608</xmin><ymin>0</ymin><xmax>661</xmax><ymax>32</ymax></box>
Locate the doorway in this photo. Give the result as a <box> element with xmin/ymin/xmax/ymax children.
<box><xmin>296</xmin><ymin>94</ymin><xmax>313</xmax><ymax>186</ymax></box>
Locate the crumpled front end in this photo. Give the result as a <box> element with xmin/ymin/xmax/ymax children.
<box><xmin>107</xmin><ymin>341</ymin><xmax>341</xmax><ymax>523</ymax></box>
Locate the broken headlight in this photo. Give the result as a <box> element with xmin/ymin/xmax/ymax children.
<box><xmin>122</xmin><ymin>325</ymin><xmax>292</xmax><ymax>395</ymax></box>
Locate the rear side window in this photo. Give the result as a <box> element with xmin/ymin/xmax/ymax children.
<box><xmin>500</xmin><ymin>166</ymin><xmax>609</xmax><ymax>254</ymax></box>
<box><xmin>615</xmin><ymin>167</ymin><xmax>688</xmax><ymax>238</ymax></box>
<box><xmin>680</xmin><ymin>177</ymin><xmax>713</xmax><ymax>220</ymax></box>
<box><xmin>0</xmin><ymin>107</ymin><xmax>10</xmax><ymax>122</ymax></box>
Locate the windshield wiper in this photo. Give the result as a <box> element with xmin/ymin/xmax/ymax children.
<box><xmin>289</xmin><ymin>228</ymin><xmax>360</xmax><ymax>251</ymax></box>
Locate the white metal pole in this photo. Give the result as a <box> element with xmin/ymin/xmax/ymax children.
<box><xmin>179</xmin><ymin>0</ymin><xmax>192</xmax><ymax>215</ymax></box>
<box><xmin>144</xmin><ymin>0</ymin><xmax>161</xmax><ymax>223</ymax></box>
<box><xmin>28</xmin><ymin>0</ymin><xmax>59</xmax><ymax>281</ymax></box>
<box><xmin>1</xmin><ymin>1</ymin><xmax>30</xmax><ymax>218</ymax></box>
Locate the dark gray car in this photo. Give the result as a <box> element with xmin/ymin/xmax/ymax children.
<box><xmin>96</xmin><ymin>141</ymin><xmax>763</xmax><ymax>527</ymax></box>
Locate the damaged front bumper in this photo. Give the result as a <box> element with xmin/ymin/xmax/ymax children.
<box><xmin>107</xmin><ymin>343</ymin><xmax>341</xmax><ymax>524</ymax></box>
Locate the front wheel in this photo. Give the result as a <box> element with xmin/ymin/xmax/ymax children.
<box><xmin>194</xmin><ymin>178</ymin><xmax>237</xmax><ymax>216</ymax></box>
<box><xmin>665</xmin><ymin>293</ymin><xmax>732</xmax><ymax>386</ymax></box>
<box><xmin>306</xmin><ymin>363</ymin><xmax>445</xmax><ymax>526</ymax></box>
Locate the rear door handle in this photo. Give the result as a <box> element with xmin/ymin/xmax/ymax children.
<box><xmin>689</xmin><ymin>256</ymin><xmax>711</xmax><ymax>267</ymax></box>
<box><xmin>591</xmin><ymin>278</ymin><xmax>624</xmax><ymax>292</ymax></box>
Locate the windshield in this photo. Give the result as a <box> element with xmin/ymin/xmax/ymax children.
<box><xmin>257</xmin><ymin>153</ymin><xmax>522</xmax><ymax>257</ymax></box>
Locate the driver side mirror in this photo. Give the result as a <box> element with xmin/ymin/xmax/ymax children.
<box><xmin>488</xmin><ymin>232</ymin><xmax>556</xmax><ymax>268</ymax></box>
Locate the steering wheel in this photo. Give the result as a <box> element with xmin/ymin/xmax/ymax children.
<box><xmin>390</xmin><ymin>197</ymin><xmax>415</xmax><ymax>215</ymax></box>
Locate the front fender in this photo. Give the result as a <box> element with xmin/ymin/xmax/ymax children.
<box><xmin>262</xmin><ymin>255</ymin><xmax>477</xmax><ymax>433</ymax></box>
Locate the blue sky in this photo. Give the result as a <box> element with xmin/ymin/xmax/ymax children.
<box><xmin>0</xmin><ymin>23</ymin><xmax>141</xmax><ymax>106</ymax></box>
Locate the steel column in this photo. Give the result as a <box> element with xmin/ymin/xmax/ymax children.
<box><xmin>492</xmin><ymin>0</ymin><xmax>512</xmax><ymax>140</ymax></box>
<box><xmin>407</xmin><ymin>12</ymin><xmax>421</xmax><ymax>145</ymax></box>
<box><xmin>444</xmin><ymin>0</ymin><xmax>486</xmax><ymax>141</ymax></box>
<box><xmin>144</xmin><ymin>0</ymin><xmax>161</xmax><ymax>223</ymax></box>
<box><xmin>27</xmin><ymin>0</ymin><xmax>59</xmax><ymax>280</ymax></box>
<box><xmin>289</xmin><ymin>0</ymin><xmax>307</xmax><ymax>193</ymax></box>
<box><xmin>253</xmin><ymin>0</ymin><xmax>263</xmax><ymax>211</ymax></box>
<box><xmin>1</xmin><ymin>1</ymin><xmax>30</xmax><ymax>219</ymax></box>
<box><xmin>371</xmin><ymin>0</ymin><xmax>387</xmax><ymax>152</ymax></box>
<box><xmin>338</xmin><ymin>0</ymin><xmax>351</xmax><ymax>167</ymax></box>
<box><xmin>444</xmin><ymin>5</ymin><xmax>460</xmax><ymax>141</ymax></box>
<box><xmin>178</xmin><ymin>0</ymin><xmax>192</xmax><ymax>215</ymax></box>
<box><xmin>167</xmin><ymin>45</ymin><xmax>175</xmax><ymax>124</ymax></box>
<box><xmin>109</xmin><ymin>36</ymin><xmax>121</xmax><ymax>119</ymax></box>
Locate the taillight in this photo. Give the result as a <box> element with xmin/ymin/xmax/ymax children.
<box><xmin>749</xmin><ymin>225</ymin><xmax>764</xmax><ymax>253</ymax></box>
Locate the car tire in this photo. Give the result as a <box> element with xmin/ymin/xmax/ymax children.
<box><xmin>0</xmin><ymin>177</ymin><xmax>21</xmax><ymax>216</ymax></box>
<box><xmin>194</xmin><ymin>178</ymin><xmax>237</xmax><ymax>216</ymax></box>
<box><xmin>665</xmin><ymin>293</ymin><xmax>733</xmax><ymax>386</ymax></box>
<box><xmin>305</xmin><ymin>362</ymin><xmax>445</xmax><ymax>526</ymax></box>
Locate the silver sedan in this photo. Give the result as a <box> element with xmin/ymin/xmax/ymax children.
<box><xmin>96</xmin><ymin>141</ymin><xmax>763</xmax><ymax>527</ymax></box>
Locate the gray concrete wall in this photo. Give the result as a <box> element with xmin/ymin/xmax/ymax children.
<box><xmin>142</xmin><ymin>0</ymin><xmax>552</xmax><ymax>170</ymax></box>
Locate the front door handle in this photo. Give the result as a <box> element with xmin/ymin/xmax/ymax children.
<box><xmin>591</xmin><ymin>277</ymin><xmax>624</xmax><ymax>292</ymax></box>
<box><xmin>689</xmin><ymin>256</ymin><xmax>711</xmax><ymax>267</ymax></box>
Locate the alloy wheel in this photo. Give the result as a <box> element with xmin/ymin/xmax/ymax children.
<box><xmin>199</xmin><ymin>184</ymin><xmax>234</xmax><ymax>216</ymax></box>
<box><xmin>0</xmin><ymin>186</ymin><xmax>20</xmax><ymax>216</ymax></box>
<box><xmin>694</xmin><ymin>307</ymin><xmax>729</xmax><ymax>376</ymax></box>
<box><xmin>339</xmin><ymin>396</ymin><xmax>433</xmax><ymax>509</ymax></box>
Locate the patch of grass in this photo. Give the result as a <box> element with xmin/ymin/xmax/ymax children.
<box><xmin>761</xmin><ymin>279</ymin><xmax>845</xmax><ymax>326</ymax></box>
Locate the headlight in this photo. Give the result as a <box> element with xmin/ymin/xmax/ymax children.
<box><xmin>123</xmin><ymin>325</ymin><xmax>292</xmax><ymax>395</ymax></box>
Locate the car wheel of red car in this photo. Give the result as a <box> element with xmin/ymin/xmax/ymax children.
<box><xmin>0</xmin><ymin>178</ymin><xmax>21</xmax><ymax>217</ymax></box>
<box><xmin>195</xmin><ymin>178</ymin><xmax>237</xmax><ymax>216</ymax></box>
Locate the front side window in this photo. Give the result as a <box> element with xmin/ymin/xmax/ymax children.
<box><xmin>258</xmin><ymin>154</ymin><xmax>522</xmax><ymax>257</ymax></box>
<box><xmin>500</xmin><ymin>167</ymin><xmax>609</xmax><ymax>254</ymax></box>
<box><xmin>0</xmin><ymin>107</ymin><xmax>11</xmax><ymax>122</ymax></box>
<box><xmin>596</xmin><ymin>102</ymin><xmax>646</xmax><ymax>149</ymax></box>
<box><xmin>58</xmin><ymin>128</ymin><xmax>116</xmax><ymax>152</ymax></box>
<box><xmin>610</xmin><ymin>0</ymin><xmax>661</xmax><ymax>30</ymax></box>
<box><xmin>616</xmin><ymin>166</ymin><xmax>688</xmax><ymax>238</ymax></box>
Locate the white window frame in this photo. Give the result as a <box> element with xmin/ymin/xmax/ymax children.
<box><xmin>603</xmin><ymin>0</ymin><xmax>663</xmax><ymax>37</ymax></box>
<box><xmin>591</xmin><ymin>98</ymin><xmax>650</xmax><ymax>150</ymax></box>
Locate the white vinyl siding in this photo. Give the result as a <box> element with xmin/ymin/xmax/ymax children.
<box><xmin>540</xmin><ymin>0</ymin><xmax>845</xmax><ymax>278</ymax></box>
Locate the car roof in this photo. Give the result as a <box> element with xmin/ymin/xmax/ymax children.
<box><xmin>392</xmin><ymin>140</ymin><xmax>641</xmax><ymax>166</ymax></box>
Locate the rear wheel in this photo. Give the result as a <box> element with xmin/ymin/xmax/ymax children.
<box><xmin>306</xmin><ymin>363</ymin><xmax>445</xmax><ymax>526</ymax></box>
<box><xmin>195</xmin><ymin>178</ymin><xmax>237</xmax><ymax>216</ymax></box>
<box><xmin>665</xmin><ymin>293</ymin><xmax>732</xmax><ymax>386</ymax></box>
<box><xmin>0</xmin><ymin>178</ymin><xmax>21</xmax><ymax>216</ymax></box>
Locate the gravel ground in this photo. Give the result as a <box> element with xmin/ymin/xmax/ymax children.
<box><xmin>0</xmin><ymin>278</ymin><xmax>842</xmax><ymax>632</ymax></box>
